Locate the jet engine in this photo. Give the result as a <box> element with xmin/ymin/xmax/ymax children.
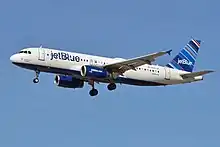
<box><xmin>80</xmin><ymin>65</ymin><xmax>109</xmax><ymax>79</ymax></box>
<box><xmin>54</xmin><ymin>75</ymin><xmax>84</xmax><ymax>88</ymax></box>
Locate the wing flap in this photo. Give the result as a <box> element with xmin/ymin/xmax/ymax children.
<box><xmin>180</xmin><ymin>70</ymin><xmax>214</xmax><ymax>79</ymax></box>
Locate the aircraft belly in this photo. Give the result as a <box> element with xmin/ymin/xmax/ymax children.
<box><xmin>122</xmin><ymin>70</ymin><xmax>164</xmax><ymax>85</ymax></box>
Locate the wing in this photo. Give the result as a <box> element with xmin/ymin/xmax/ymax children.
<box><xmin>103</xmin><ymin>49</ymin><xmax>172</xmax><ymax>73</ymax></box>
<box><xmin>180</xmin><ymin>70</ymin><xmax>214</xmax><ymax>79</ymax></box>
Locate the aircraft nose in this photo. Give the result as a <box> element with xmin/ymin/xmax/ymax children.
<box><xmin>10</xmin><ymin>55</ymin><xmax>14</xmax><ymax>61</ymax></box>
<box><xmin>10</xmin><ymin>54</ymin><xmax>17</xmax><ymax>62</ymax></box>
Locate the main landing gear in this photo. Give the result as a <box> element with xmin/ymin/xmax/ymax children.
<box><xmin>88</xmin><ymin>80</ymin><xmax>98</xmax><ymax>97</ymax></box>
<box><xmin>107</xmin><ymin>83</ymin><xmax>116</xmax><ymax>91</ymax></box>
<box><xmin>33</xmin><ymin>70</ymin><xmax>40</xmax><ymax>83</ymax></box>
<box><xmin>88</xmin><ymin>81</ymin><xmax>117</xmax><ymax>97</ymax></box>
<box><xmin>89</xmin><ymin>88</ymin><xmax>98</xmax><ymax>97</ymax></box>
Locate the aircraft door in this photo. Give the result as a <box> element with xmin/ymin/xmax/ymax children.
<box><xmin>165</xmin><ymin>67</ymin><xmax>171</xmax><ymax>80</ymax></box>
<box><xmin>90</xmin><ymin>59</ymin><xmax>94</xmax><ymax>65</ymax></box>
<box><xmin>89</xmin><ymin>59</ymin><xmax>98</xmax><ymax>66</ymax></box>
<box><xmin>38</xmin><ymin>46</ymin><xmax>45</xmax><ymax>61</ymax></box>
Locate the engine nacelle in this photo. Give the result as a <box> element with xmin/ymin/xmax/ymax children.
<box><xmin>81</xmin><ymin>65</ymin><xmax>109</xmax><ymax>78</ymax></box>
<box><xmin>54</xmin><ymin>75</ymin><xmax>84</xmax><ymax>88</ymax></box>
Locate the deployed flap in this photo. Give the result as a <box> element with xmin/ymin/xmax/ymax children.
<box><xmin>180</xmin><ymin>70</ymin><xmax>214</xmax><ymax>79</ymax></box>
<box><xmin>104</xmin><ymin>49</ymin><xmax>172</xmax><ymax>73</ymax></box>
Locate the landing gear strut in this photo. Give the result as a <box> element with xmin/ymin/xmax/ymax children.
<box><xmin>88</xmin><ymin>80</ymin><xmax>98</xmax><ymax>97</ymax></box>
<box><xmin>33</xmin><ymin>70</ymin><xmax>40</xmax><ymax>83</ymax></box>
<box><xmin>107</xmin><ymin>83</ymin><xmax>116</xmax><ymax>91</ymax></box>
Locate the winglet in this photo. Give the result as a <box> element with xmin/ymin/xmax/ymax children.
<box><xmin>166</xmin><ymin>49</ymin><xmax>172</xmax><ymax>55</ymax></box>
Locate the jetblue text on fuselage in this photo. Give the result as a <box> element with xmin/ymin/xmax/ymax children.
<box><xmin>50</xmin><ymin>52</ymin><xmax>80</xmax><ymax>62</ymax></box>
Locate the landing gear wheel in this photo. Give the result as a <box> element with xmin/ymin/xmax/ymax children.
<box><xmin>89</xmin><ymin>88</ymin><xmax>98</xmax><ymax>96</ymax></box>
<box><xmin>107</xmin><ymin>83</ymin><xmax>116</xmax><ymax>91</ymax></box>
<box><xmin>33</xmin><ymin>70</ymin><xmax>40</xmax><ymax>83</ymax></box>
<box><xmin>33</xmin><ymin>78</ymin><xmax>39</xmax><ymax>83</ymax></box>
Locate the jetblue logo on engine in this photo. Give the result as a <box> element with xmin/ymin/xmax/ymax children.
<box><xmin>90</xmin><ymin>69</ymin><xmax>104</xmax><ymax>73</ymax></box>
<box><xmin>50</xmin><ymin>52</ymin><xmax>80</xmax><ymax>62</ymax></box>
<box><xmin>177</xmin><ymin>58</ymin><xmax>193</xmax><ymax>66</ymax></box>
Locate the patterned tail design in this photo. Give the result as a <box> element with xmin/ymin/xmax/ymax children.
<box><xmin>166</xmin><ymin>39</ymin><xmax>201</xmax><ymax>72</ymax></box>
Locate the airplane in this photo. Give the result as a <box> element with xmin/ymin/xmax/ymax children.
<box><xmin>10</xmin><ymin>38</ymin><xmax>214</xmax><ymax>97</ymax></box>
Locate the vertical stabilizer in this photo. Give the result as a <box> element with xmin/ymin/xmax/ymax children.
<box><xmin>166</xmin><ymin>39</ymin><xmax>201</xmax><ymax>72</ymax></box>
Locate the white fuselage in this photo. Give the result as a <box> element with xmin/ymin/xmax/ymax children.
<box><xmin>10</xmin><ymin>47</ymin><xmax>203</xmax><ymax>86</ymax></box>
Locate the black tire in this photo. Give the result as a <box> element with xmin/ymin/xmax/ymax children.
<box><xmin>107</xmin><ymin>83</ymin><xmax>116</xmax><ymax>91</ymax></box>
<box><xmin>33</xmin><ymin>78</ymin><xmax>39</xmax><ymax>83</ymax></box>
<box><xmin>89</xmin><ymin>89</ymin><xmax>98</xmax><ymax>96</ymax></box>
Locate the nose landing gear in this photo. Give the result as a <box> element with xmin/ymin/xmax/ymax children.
<box><xmin>33</xmin><ymin>78</ymin><xmax>39</xmax><ymax>83</ymax></box>
<box><xmin>33</xmin><ymin>70</ymin><xmax>40</xmax><ymax>83</ymax></box>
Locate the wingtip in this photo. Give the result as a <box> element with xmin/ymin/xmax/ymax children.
<box><xmin>208</xmin><ymin>70</ymin><xmax>215</xmax><ymax>73</ymax></box>
<box><xmin>204</xmin><ymin>70</ymin><xmax>215</xmax><ymax>74</ymax></box>
<box><xmin>166</xmin><ymin>49</ymin><xmax>172</xmax><ymax>55</ymax></box>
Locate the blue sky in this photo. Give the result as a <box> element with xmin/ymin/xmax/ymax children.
<box><xmin>1</xmin><ymin>0</ymin><xmax>219</xmax><ymax>146</ymax></box>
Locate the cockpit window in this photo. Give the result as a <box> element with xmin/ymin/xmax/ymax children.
<box><xmin>19</xmin><ymin>50</ymin><xmax>31</xmax><ymax>54</ymax></box>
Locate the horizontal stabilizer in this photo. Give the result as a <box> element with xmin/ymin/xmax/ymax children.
<box><xmin>180</xmin><ymin>70</ymin><xmax>214</xmax><ymax>79</ymax></box>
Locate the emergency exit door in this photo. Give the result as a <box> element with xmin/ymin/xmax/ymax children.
<box><xmin>38</xmin><ymin>46</ymin><xmax>45</xmax><ymax>61</ymax></box>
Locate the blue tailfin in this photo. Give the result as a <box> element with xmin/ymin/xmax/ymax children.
<box><xmin>166</xmin><ymin>39</ymin><xmax>201</xmax><ymax>72</ymax></box>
